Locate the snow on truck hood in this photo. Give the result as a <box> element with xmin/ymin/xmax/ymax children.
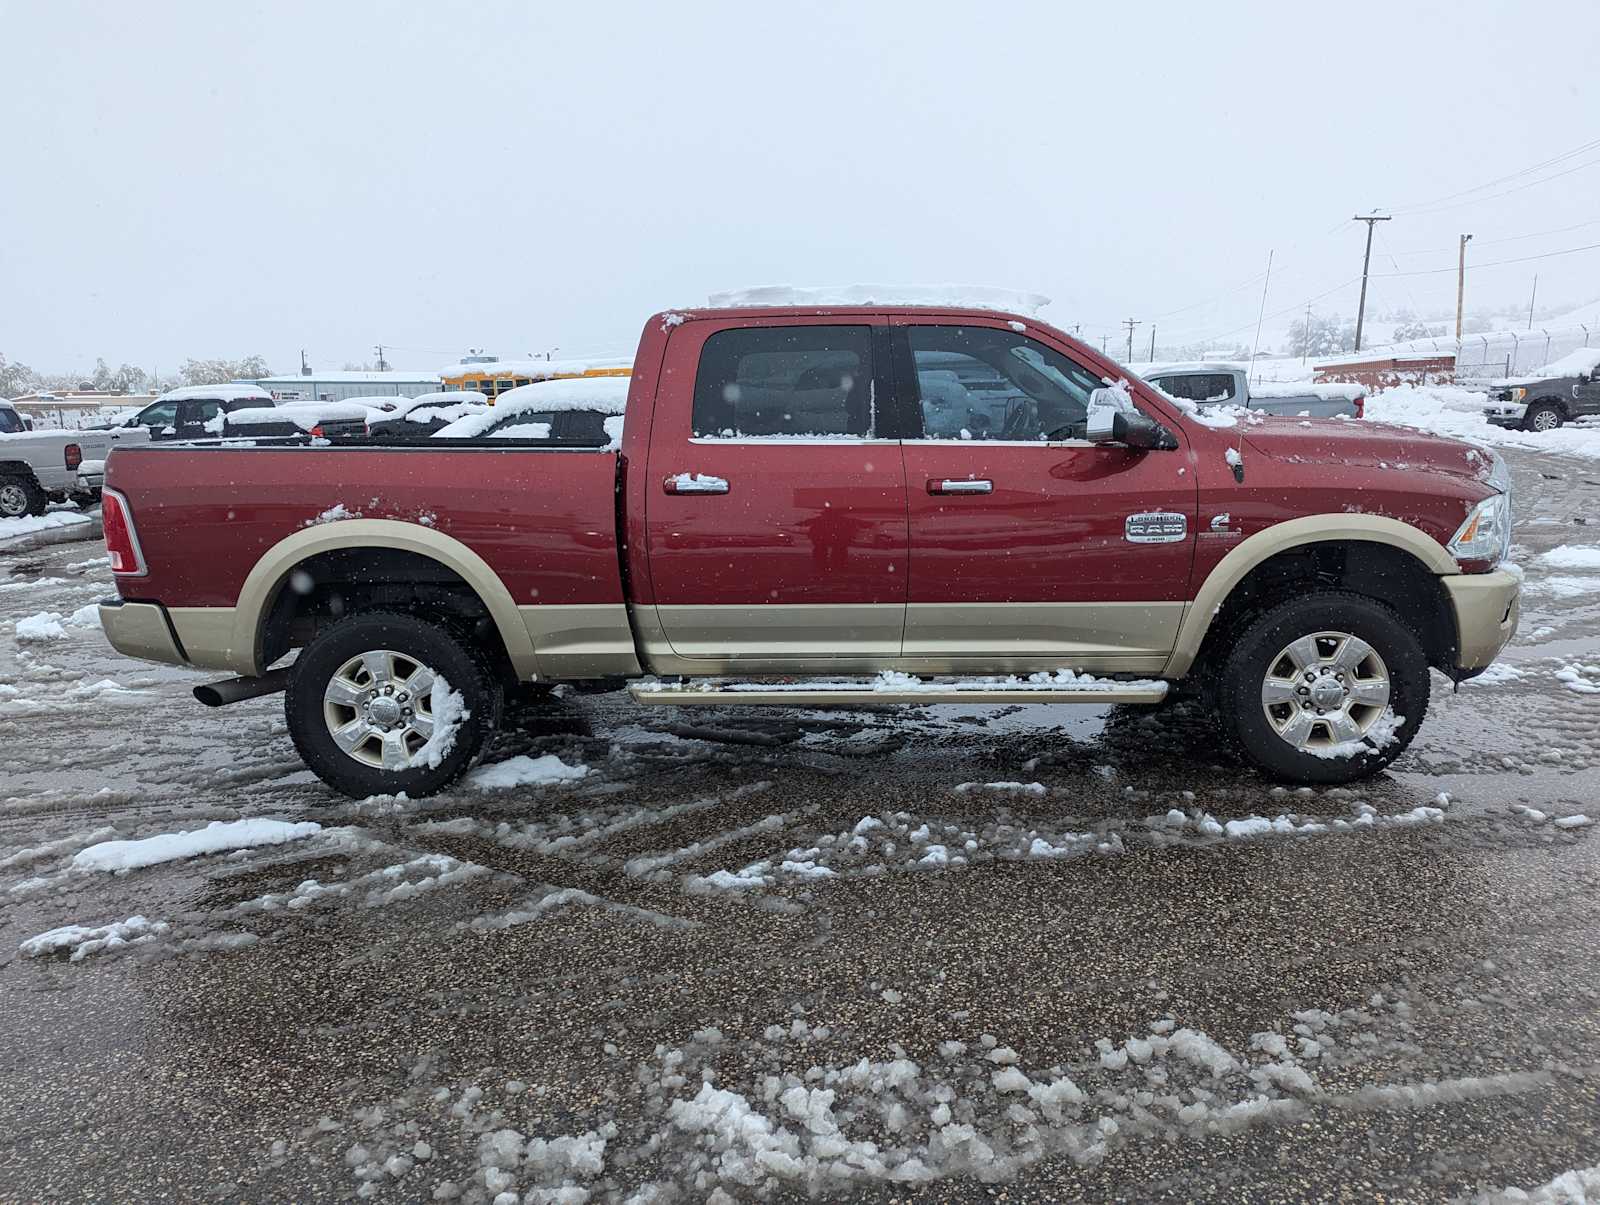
<box><xmin>1240</xmin><ymin>416</ymin><xmax>1497</xmax><ymax>485</ymax></box>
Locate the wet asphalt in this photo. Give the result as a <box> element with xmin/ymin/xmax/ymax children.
<box><xmin>0</xmin><ymin>449</ymin><xmax>1597</xmax><ymax>1203</ymax></box>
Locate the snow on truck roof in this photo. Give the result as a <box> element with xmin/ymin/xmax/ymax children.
<box><xmin>703</xmin><ymin>285</ymin><xmax>1052</xmax><ymax>315</ymax></box>
<box><xmin>1508</xmin><ymin>346</ymin><xmax>1600</xmax><ymax>383</ymax></box>
<box><xmin>157</xmin><ymin>383</ymin><xmax>274</xmax><ymax>403</ymax></box>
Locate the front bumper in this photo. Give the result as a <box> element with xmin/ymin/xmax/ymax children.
<box><xmin>98</xmin><ymin>598</ymin><xmax>187</xmax><ymax>667</ymax></box>
<box><xmin>1483</xmin><ymin>404</ymin><xmax>1526</xmax><ymax>429</ymax></box>
<box><xmin>1442</xmin><ymin>569</ymin><xmax>1520</xmax><ymax>672</ymax></box>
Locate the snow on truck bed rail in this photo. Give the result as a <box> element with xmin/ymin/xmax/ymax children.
<box><xmin>705</xmin><ymin>284</ymin><xmax>1052</xmax><ymax>315</ymax></box>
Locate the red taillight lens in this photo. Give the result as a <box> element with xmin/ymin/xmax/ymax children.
<box><xmin>1353</xmin><ymin>395</ymin><xmax>1366</xmax><ymax>419</ymax></box>
<box><xmin>101</xmin><ymin>488</ymin><xmax>145</xmax><ymax>576</ymax></box>
<box><xmin>309</xmin><ymin>425</ymin><xmax>325</xmax><ymax>438</ymax></box>
<box><xmin>64</xmin><ymin>443</ymin><xmax>83</xmax><ymax>470</ymax></box>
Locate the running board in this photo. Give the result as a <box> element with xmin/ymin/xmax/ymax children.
<box><xmin>628</xmin><ymin>679</ymin><xmax>1169</xmax><ymax>707</ymax></box>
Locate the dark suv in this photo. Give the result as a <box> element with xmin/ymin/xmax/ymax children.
<box><xmin>93</xmin><ymin>387</ymin><xmax>275</xmax><ymax>440</ymax></box>
<box><xmin>1484</xmin><ymin>351</ymin><xmax>1600</xmax><ymax>431</ymax></box>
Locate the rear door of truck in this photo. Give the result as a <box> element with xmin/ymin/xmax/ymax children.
<box><xmin>641</xmin><ymin>316</ymin><xmax>909</xmax><ymax>666</ymax></box>
<box><xmin>893</xmin><ymin>317</ymin><xmax>1196</xmax><ymax>670</ymax></box>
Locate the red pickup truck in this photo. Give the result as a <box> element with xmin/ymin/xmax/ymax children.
<box><xmin>97</xmin><ymin>300</ymin><xmax>1519</xmax><ymax>797</ymax></box>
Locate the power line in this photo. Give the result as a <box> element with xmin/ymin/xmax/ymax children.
<box><xmin>1382</xmin><ymin>135</ymin><xmax>1600</xmax><ymax>214</ymax></box>
<box><xmin>1377</xmin><ymin>216</ymin><xmax>1600</xmax><ymax>258</ymax></box>
<box><xmin>1389</xmin><ymin>155</ymin><xmax>1600</xmax><ymax>218</ymax></box>
<box><xmin>1370</xmin><ymin>239</ymin><xmax>1600</xmax><ymax>277</ymax></box>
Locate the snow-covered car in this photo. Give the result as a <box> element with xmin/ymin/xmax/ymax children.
<box><xmin>364</xmin><ymin>391</ymin><xmax>490</xmax><ymax>440</ymax></box>
<box><xmin>1483</xmin><ymin>348</ymin><xmax>1600</xmax><ymax>432</ymax></box>
<box><xmin>1143</xmin><ymin>364</ymin><xmax>1365</xmax><ymax>419</ymax></box>
<box><xmin>0</xmin><ymin>400</ymin><xmax>92</xmax><ymax>517</ymax></box>
<box><xmin>87</xmin><ymin>383</ymin><xmax>276</xmax><ymax>442</ymax></box>
<box><xmin>431</xmin><ymin>377</ymin><xmax>627</xmax><ymax>445</ymax></box>
<box><xmin>214</xmin><ymin>397</ymin><xmax>400</xmax><ymax>439</ymax></box>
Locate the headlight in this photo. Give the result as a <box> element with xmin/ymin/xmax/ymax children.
<box><xmin>1447</xmin><ymin>492</ymin><xmax>1512</xmax><ymax>566</ymax></box>
<box><xmin>1510</xmin><ymin>386</ymin><xmax>1526</xmax><ymax>402</ymax></box>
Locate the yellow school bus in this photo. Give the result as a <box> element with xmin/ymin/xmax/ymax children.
<box><xmin>438</xmin><ymin>356</ymin><xmax>632</xmax><ymax>402</ymax></box>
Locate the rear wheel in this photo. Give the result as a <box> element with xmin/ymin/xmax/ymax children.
<box><xmin>1525</xmin><ymin>402</ymin><xmax>1563</xmax><ymax>432</ymax></box>
<box><xmin>1216</xmin><ymin>593</ymin><xmax>1429</xmax><ymax>784</ymax></box>
<box><xmin>285</xmin><ymin>610</ymin><xmax>503</xmax><ymax>798</ymax></box>
<box><xmin>0</xmin><ymin>472</ymin><xmax>48</xmax><ymax>519</ymax></box>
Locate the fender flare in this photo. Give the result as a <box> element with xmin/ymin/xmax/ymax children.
<box><xmin>231</xmin><ymin>519</ymin><xmax>540</xmax><ymax>678</ymax></box>
<box><xmin>1163</xmin><ymin>514</ymin><xmax>1458</xmax><ymax>678</ymax></box>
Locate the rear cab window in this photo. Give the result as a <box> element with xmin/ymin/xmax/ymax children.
<box><xmin>1149</xmin><ymin>373</ymin><xmax>1237</xmax><ymax>405</ymax></box>
<box><xmin>691</xmin><ymin>326</ymin><xmax>877</xmax><ymax>439</ymax></box>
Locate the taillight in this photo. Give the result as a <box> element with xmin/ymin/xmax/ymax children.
<box><xmin>101</xmin><ymin>488</ymin><xmax>147</xmax><ymax>576</ymax></box>
<box><xmin>309</xmin><ymin>425</ymin><xmax>325</xmax><ymax>438</ymax></box>
<box><xmin>64</xmin><ymin>443</ymin><xmax>83</xmax><ymax>470</ymax></box>
<box><xmin>1353</xmin><ymin>395</ymin><xmax>1366</xmax><ymax>419</ymax></box>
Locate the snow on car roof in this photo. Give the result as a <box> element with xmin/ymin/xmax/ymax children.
<box><xmin>432</xmin><ymin>376</ymin><xmax>630</xmax><ymax>439</ymax></box>
<box><xmin>223</xmin><ymin>402</ymin><xmax>377</xmax><ymax>429</ymax></box>
<box><xmin>437</xmin><ymin>356</ymin><xmax>632</xmax><ymax>380</ymax></box>
<box><xmin>157</xmin><ymin>383</ymin><xmax>274</xmax><ymax>403</ymax></box>
<box><xmin>705</xmin><ymin>284</ymin><xmax>1052</xmax><ymax>315</ymax></box>
<box><xmin>1509</xmin><ymin>346</ymin><xmax>1600</xmax><ymax>383</ymax></box>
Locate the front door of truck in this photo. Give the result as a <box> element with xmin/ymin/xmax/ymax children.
<box><xmin>642</xmin><ymin>318</ymin><xmax>908</xmax><ymax>669</ymax></box>
<box><xmin>893</xmin><ymin>319</ymin><xmax>1196</xmax><ymax>673</ymax></box>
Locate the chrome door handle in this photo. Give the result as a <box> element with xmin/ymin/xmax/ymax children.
<box><xmin>929</xmin><ymin>478</ymin><xmax>993</xmax><ymax>495</ymax></box>
<box><xmin>664</xmin><ymin>473</ymin><xmax>730</xmax><ymax>495</ymax></box>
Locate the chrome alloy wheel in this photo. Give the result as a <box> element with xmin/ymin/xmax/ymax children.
<box><xmin>0</xmin><ymin>482</ymin><xmax>28</xmax><ymax>517</ymax></box>
<box><xmin>1531</xmin><ymin>408</ymin><xmax>1559</xmax><ymax>432</ymax></box>
<box><xmin>322</xmin><ymin>649</ymin><xmax>439</xmax><ymax>770</ymax></box>
<box><xmin>1260</xmin><ymin>631</ymin><xmax>1391</xmax><ymax>751</ymax></box>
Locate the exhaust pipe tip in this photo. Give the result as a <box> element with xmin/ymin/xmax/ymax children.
<box><xmin>193</xmin><ymin>667</ymin><xmax>293</xmax><ymax>708</ymax></box>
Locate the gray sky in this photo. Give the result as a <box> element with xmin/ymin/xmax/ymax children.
<box><xmin>3</xmin><ymin>0</ymin><xmax>1598</xmax><ymax>376</ymax></box>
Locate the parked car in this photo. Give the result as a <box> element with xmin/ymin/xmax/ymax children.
<box><xmin>1483</xmin><ymin>348</ymin><xmax>1600</xmax><ymax>431</ymax></box>
<box><xmin>429</xmin><ymin>378</ymin><xmax>627</xmax><ymax>445</ymax></box>
<box><xmin>98</xmin><ymin>297</ymin><xmax>1517</xmax><ymax>797</ymax></box>
<box><xmin>215</xmin><ymin>397</ymin><xmax>399</xmax><ymax>439</ymax></box>
<box><xmin>0</xmin><ymin>400</ymin><xmax>86</xmax><ymax>518</ymax></box>
<box><xmin>85</xmin><ymin>384</ymin><xmax>276</xmax><ymax>441</ymax></box>
<box><xmin>364</xmin><ymin>391</ymin><xmax>490</xmax><ymax>441</ymax></box>
<box><xmin>1144</xmin><ymin>364</ymin><xmax>1365</xmax><ymax>418</ymax></box>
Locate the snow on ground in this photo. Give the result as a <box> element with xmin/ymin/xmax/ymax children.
<box><xmin>19</xmin><ymin>915</ymin><xmax>169</xmax><ymax>962</ymax></box>
<box><xmin>1476</xmin><ymin>1162</ymin><xmax>1600</xmax><ymax>1203</ymax></box>
<box><xmin>464</xmin><ymin>753</ymin><xmax>589</xmax><ymax>789</ymax></box>
<box><xmin>1365</xmin><ymin>384</ymin><xmax>1600</xmax><ymax>460</ymax></box>
<box><xmin>0</xmin><ymin>510</ymin><xmax>94</xmax><ymax>542</ymax></box>
<box><xmin>71</xmin><ymin>818</ymin><xmax>322</xmax><ymax>872</ymax></box>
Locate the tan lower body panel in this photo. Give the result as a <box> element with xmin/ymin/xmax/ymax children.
<box><xmin>98</xmin><ymin>601</ymin><xmax>186</xmax><ymax>667</ymax></box>
<box><xmin>631</xmin><ymin>684</ymin><xmax>1168</xmax><ymax>706</ymax></box>
<box><xmin>518</xmin><ymin>604</ymin><xmax>641</xmax><ymax>678</ymax></box>
<box><xmin>168</xmin><ymin>606</ymin><xmax>248</xmax><ymax>674</ymax></box>
<box><xmin>639</xmin><ymin>601</ymin><xmax>1181</xmax><ymax>678</ymax></box>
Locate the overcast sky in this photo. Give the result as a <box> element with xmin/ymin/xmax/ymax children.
<box><xmin>3</xmin><ymin>0</ymin><xmax>1598</xmax><ymax>376</ymax></box>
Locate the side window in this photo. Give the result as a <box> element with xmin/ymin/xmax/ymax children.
<box><xmin>1152</xmin><ymin>374</ymin><xmax>1235</xmax><ymax>404</ymax></box>
<box><xmin>692</xmin><ymin>325</ymin><xmax>874</xmax><ymax>438</ymax></box>
<box><xmin>186</xmin><ymin>400</ymin><xmax>223</xmax><ymax>428</ymax></box>
<box><xmin>138</xmin><ymin>401</ymin><xmax>179</xmax><ymax>430</ymax></box>
<box><xmin>905</xmin><ymin>326</ymin><xmax>1098</xmax><ymax>441</ymax></box>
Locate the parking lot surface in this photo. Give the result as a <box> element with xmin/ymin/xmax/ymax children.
<box><xmin>1</xmin><ymin>450</ymin><xmax>1598</xmax><ymax>1203</ymax></box>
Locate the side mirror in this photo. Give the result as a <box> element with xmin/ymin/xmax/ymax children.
<box><xmin>1085</xmin><ymin>387</ymin><xmax>1131</xmax><ymax>441</ymax></box>
<box><xmin>1112</xmin><ymin>409</ymin><xmax>1178</xmax><ymax>450</ymax></box>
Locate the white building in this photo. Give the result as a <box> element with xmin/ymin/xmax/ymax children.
<box><xmin>254</xmin><ymin>370</ymin><xmax>439</xmax><ymax>403</ymax></box>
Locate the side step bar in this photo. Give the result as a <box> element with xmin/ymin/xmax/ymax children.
<box><xmin>628</xmin><ymin>679</ymin><xmax>1169</xmax><ymax>707</ymax></box>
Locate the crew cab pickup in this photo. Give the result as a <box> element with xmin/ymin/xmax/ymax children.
<box><xmin>1483</xmin><ymin>348</ymin><xmax>1600</xmax><ymax>431</ymax></box>
<box><xmin>97</xmin><ymin>296</ymin><xmax>1519</xmax><ymax>797</ymax></box>
<box><xmin>0</xmin><ymin>401</ymin><xmax>86</xmax><ymax>518</ymax></box>
<box><xmin>1145</xmin><ymin>364</ymin><xmax>1365</xmax><ymax>419</ymax></box>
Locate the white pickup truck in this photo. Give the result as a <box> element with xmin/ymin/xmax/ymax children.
<box><xmin>1143</xmin><ymin>364</ymin><xmax>1365</xmax><ymax>419</ymax></box>
<box><xmin>0</xmin><ymin>401</ymin><xmax>89</xmax><ymax>518</ymax></box>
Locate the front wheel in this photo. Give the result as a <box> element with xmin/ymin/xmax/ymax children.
<box><xmin>1524</xmin><ymin>403</ymin><xmax>1563</xmax><ymax>432</ymax></box>
<box><xmin>1215</xmin><ymin>593</ymin><xmax>1429</xmax><ymax>785</ymax></box>
<box><xmin>285</xmin><ymin>611</ymin><xmax>503</xmax><ymax>798</ymax></box>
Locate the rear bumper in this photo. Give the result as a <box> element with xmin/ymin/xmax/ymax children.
<box><xmin>1442</xmin><ymin>569</ymin><xmax>1520</xmax><ymax>671</ymax></box>
<box><xmin>98</xmin><ymin>598</ymin><xmax>187</xmax><ymax>666</ymax></box>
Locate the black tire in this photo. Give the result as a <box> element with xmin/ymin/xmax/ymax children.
<box><xmin>1524</xmin><ymin>402</ymin><xmax>1564</xmax><ymax>432</ymax></box>
<box><xmin>285</xmin><ymin>610</ymin><xmax>503</xmax><ymax>798</ymax></box>
<box><xmin>1215</xmin><ymin>592</ymin><xmax>1429</xmax><ymax>785</ymax></box>
<box><xmin>0</xmin><ymin>471</ymin><xmax>48</xmax><ymax>519</ymax></box>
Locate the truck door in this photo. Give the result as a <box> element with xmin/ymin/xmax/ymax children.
<box><xmin>893</xmin><ymin>319</ymin><xmax>1196</xmax><ymax>674</ymax></box>
<box><xmin>642</xmin><ymin>318</ymin><xmax>909</xmax><ymax>670</ymax></box>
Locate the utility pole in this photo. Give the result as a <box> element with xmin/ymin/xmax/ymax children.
<box><xmin>1148</xmin><ymin>325</ymin><xmax>1156</xmax><ymax>362</ymax></box>
<box><xmin>300</xmin><ymin>349</ymin><xmax>311</xmax><ymax>377</ymax></box>
<box><xmin>1527</xmin><ymin>276</ymin><xmax>1538</xmax><ymax>330</ymax></box>
<box><xmin>1122</xmin><ymin>318</ymin><xmax>1141</xmax><ymax>363</ymax></box>
<box><xmin>1300</xmin><ymin>303</ymin><xmax>1312</xmax><ymax>365</ymax></box>
<box><xmin>374</xmin><ymin>344</ymin><xmax>388</xmax><ymax>371</ymax></box>
<box><xmin>1352</xmin><ymin>213</ymin><xmax>1391</xmax><ymax>352</ymax></box>
<box><xmin>1099</xmin><ymin>335</ymin><xmax>1109</xmax><ymax>354</ymax></box>
<box><xmin>1455</xmin><ymin>234</ymin><xmax>1472</xmax><ymax>341</ymax></box>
